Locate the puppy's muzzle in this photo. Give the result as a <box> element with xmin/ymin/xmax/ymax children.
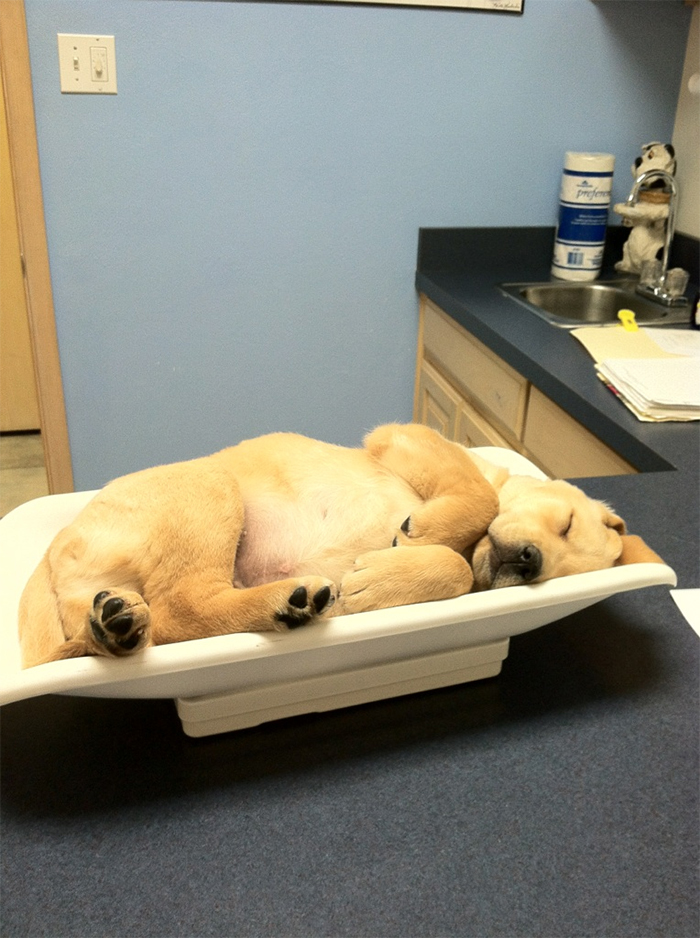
<box><xmin>491</xmin><ymin>541</ymin><xmax>543</xmax><ymax>585</ymax></box>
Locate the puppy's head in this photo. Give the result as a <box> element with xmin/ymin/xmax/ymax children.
<box><xmin>470</xmin><ymin>475</ymin><xmax>626</xmax><ymax>590</ymax></box>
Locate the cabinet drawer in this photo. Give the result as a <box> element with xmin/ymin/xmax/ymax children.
<box><xmin>523</xmin><ymin>387</ymin><xmax>636</xmax><ymax>478</ymax></box>
<box><xmin>422</xmin><ymin>298</ymin><xmax>527</xmax><ymax>437</ymax></box>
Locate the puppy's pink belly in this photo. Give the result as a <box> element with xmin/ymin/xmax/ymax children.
<box><xmin>233</xmin><ymin>495</ymin><xmax>407</xmax><ymax>588</ymax></box>
<box><xmin>235</xmin><ymin>524</ymin><xmax>352</xmax><ymax>588</ymax></box>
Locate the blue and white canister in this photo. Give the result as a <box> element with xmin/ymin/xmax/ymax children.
<box><xmin>551</xmin><ymin>152</ymin><xmax>615</xmax><ymax>281</ymax></box>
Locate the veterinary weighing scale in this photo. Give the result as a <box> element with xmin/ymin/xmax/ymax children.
<box><xmin>0</xmin><ymin>449</ymin><xmax>676</xmax><ymax>736</ymax></box>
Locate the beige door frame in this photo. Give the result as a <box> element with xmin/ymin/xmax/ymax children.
<box><xmin>0</xmin><ymin>0</ymin><xmax>73</xmax><ymax>492</ymax></box>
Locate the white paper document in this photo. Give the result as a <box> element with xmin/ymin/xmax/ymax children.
<box><xmin>671</xmin><ymin>589</ymin><xmax>700</xmax><ymax>639</ymax></box>
<box><xmin>599</xmin><ymin>358</ymin><xmax>700</xmax><ymax>407</ymax></box>
<box><xmin>596</xmin><ymin>357</ymin><xmax>700</xmax><ymax>420</ymax></box>
<box><xmin>642</xmin><ymin>328</ymin><xmax>700</xmax><ymax>358</ymax></box>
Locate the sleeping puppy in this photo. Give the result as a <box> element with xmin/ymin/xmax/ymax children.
<box><xmin>19</xmin><ymin>424</ymin><xmax>649</xmax><ymax>668</ymax></box>
<box><xmin>465</xmin><ymin>452</ymin><xmax>629</xmax><ymax>589</ymax></box>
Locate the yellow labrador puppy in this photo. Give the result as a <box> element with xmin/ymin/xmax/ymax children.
<box><xmin>19</xmin><ymin>424</ymin><xmax>644</xmax><ymax>668</ymax></box>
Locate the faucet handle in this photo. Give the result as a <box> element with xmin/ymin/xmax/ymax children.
<box><xmin>639</xmin><ymin>259</ymin><xmax>663</xmax><ymax>287</ymax></box>
<box><xmin>665</xmin><ymin>268</ymin><xmax>690</xmax><ymax>298</ymax></box>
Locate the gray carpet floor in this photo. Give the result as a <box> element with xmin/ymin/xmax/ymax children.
<box><xmin>2</xmin><ymin>591</ymin><xmax>698</xmax><ymax>938</ymax></box>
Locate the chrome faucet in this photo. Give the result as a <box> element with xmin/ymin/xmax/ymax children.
<box><xmin>625</xmin><ymin>169</ymin><xmax>688</xmax><ymax>307</ymax></box>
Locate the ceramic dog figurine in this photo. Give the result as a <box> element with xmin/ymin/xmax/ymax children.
<box><xmin>614</xmin><ymin>142</ymin><xmax>676</xmax><ymax>274</ymax></box>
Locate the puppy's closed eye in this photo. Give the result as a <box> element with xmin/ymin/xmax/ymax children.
<box><xmin>560</xmin><ymin>513</ymin><xmax>573</xmax><ymax>538</ymax></box>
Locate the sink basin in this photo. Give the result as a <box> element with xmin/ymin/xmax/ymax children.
<box><xmin>500</xmin><ymin>278</ymin><xmax>690</xmax><ymax>328</ymax></box>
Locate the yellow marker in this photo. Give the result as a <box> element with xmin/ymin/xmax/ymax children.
<box><xmin>617</xmin><ymin>308</ymin><xmax>638</xmax><ymax>331</ymax></box>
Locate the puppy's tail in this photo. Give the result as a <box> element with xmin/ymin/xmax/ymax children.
<box><xmin>18</xmin><ymin>554</ymin><xmax>74</xmax><ymax>668</ymax></box>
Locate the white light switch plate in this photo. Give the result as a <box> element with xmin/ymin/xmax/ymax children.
<box><xmin>57</xmin><ymin>34</ymin><xmax>117</xmax><ymax>94</ymax></box>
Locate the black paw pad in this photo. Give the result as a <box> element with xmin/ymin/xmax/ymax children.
<box><xmin>102</xmin><ymin>597</ymin><xmax>125</xmax><ymax>621</ymax></box>
<box><xmin>275</xmin><ymin>609</ymin><xmax>307</xmax><ymax>629</ymax></box>
<box><xmin>89</xmin><ymin>591</ymin><xmax>149</xmax><ymax>656</ymax></box>
<box><xmin>105</xmin><ymin>613</ymin><xmax>134</xmax><ymax>636</ymax></box>
<box><xmin>90</xmin><ymin>619</ymin><xmax>109</xmax><ymax>647</ymax></box>
<box><xmin>284</xmin><ymin>617</ymin><xmax>307</xmax><ymax>630</ymax></box>
<box><xmin>288</xmin><ymin>586</ymin><xmax>308</xmax><ymax>608</ymax></box>
<box><xmin>313</xmin><ymin>585</ymin><xmax>332</xmax><ymax>613</ymax></box>
<box><xmin>117</xmin><ymin>631</ymin><xmax>143</xmax><ymax>651</ymax></box>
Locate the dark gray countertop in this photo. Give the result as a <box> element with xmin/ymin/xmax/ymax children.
<box><xmin>2</xmin><ymin>227</ymin><xmax>698</xmax><ymax>937</ymax></box>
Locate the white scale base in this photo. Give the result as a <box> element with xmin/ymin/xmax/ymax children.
<box><xmin>175</xmin><ymin>638</ymin><xmax>510</xmax><ymax>736</ymax></box>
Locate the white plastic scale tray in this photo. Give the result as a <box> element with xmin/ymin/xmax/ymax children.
<box><xmin>0</xmin><ymin>449</ymin><xmax>676</xmax><ymax>736</ymax></box>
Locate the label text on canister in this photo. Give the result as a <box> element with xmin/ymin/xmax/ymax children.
<box><xmin>559</xmin><ymin>171</ymin><xmax>613</xmax><ymax>205</ymax></box>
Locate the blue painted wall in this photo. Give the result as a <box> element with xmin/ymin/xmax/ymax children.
<box><xmin>25</xmin><ymin>0</ymin><xmax>690</xmax><ymax>489</ymax></box>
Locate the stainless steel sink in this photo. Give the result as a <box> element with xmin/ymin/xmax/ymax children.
<box><xmin>500</xmin><ymin>278</ymin><xmax>690</xmax><ymax>328</ymax></box>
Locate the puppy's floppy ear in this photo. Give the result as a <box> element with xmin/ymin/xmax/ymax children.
<box><xmin>601</xmin><ymin>503</ymin><xmax>626</xmax><ymax>535</ymax></box>
<box><xmin>615</xmin><ymin>534</ymin><xmax>665</xmax><ymax>566</ymax></box>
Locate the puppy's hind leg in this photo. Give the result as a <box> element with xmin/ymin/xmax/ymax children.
<box><xmin>148</xmin><ymin>574</ymin><xmax>337</xmax><ymax>645</ymax></box>
<box><xmin>366</xmin><ymin>424</ymin><xmax>499</xmax><ymax>551</ymax></box>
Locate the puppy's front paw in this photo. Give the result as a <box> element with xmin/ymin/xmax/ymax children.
<box><xmin>274</xmin><ymin>578</ymin><xmax>336</xmax><ymax>630</ymax></box>
<box><xmin>339</xmin><ymin>550</ymin><xmax>408</xmax><ymax>614</ymax></box>
<box><xmin>392</xmin><ymin>515</ymin><xmax>410</xmax><ymax>547</ymax></box>
<box><xmin>392</xmin><ymin>514</ymin><xmax>431</xmax><ymax>547</ymax></box>
<box><xmin>340</xmin><ymin>546</ymin><xmax>474</xmax><ymax>615</ymax></box>
<box><xmin>90</xmin><ymin>589</ymin><xmax>152</xmax><ymax>656</ymax></box>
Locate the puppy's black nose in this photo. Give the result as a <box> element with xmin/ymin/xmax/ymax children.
<box><xmin>516</xmin><ymin>544</ymin><xmax>542</xmax><ymax>581</ymax></box>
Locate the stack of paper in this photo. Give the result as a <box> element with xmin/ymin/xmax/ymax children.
<box><xmin>571</xmin><ymin>327</ymin><xmax>700</xmax><ymax>422</ymax></box>
<box><xmin>596</xmin><ymin>357</ymin><xmax>700</xmax><ymax>421</ymax></box>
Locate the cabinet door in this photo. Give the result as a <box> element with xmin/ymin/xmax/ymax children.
<box><xmin>456</xmin><ymin>398</ymin><xmax>514</xmax><ymax>450</ymax></box>
<box><xmin>415</xmin><ymin>359</ymin><xmax>460</xmax><ymax>440</ymax></box>
<box><xmin>523</xmin><ymin>387</ymin><xmax>636</xmax><ymax>478</ymax></box>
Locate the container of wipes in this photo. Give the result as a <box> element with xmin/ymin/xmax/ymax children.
<box><xmin>552</xmin><ymin>151</ymin><xmax>615</xmax><ymax>281</ymax></box>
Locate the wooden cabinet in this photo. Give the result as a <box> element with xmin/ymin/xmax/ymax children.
<box><xmin>415</xmin><ymin>295</ymin><xmax>636</xmax><ymax>479</ymax></box>
<box><xmin>416</xmin><ymin>358</ymin><xmax>513</xmax><ymax>447</ymax></box>
<box><xmin>421</xmin><ymin>298</ymin><xmax>528</xmax><ymax>439</ymax></box>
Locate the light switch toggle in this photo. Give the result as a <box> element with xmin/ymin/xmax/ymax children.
<box><xmin>90</xmin><ymin>46</ymin><xmax>108</xmax><ymax>81</ymax></box>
